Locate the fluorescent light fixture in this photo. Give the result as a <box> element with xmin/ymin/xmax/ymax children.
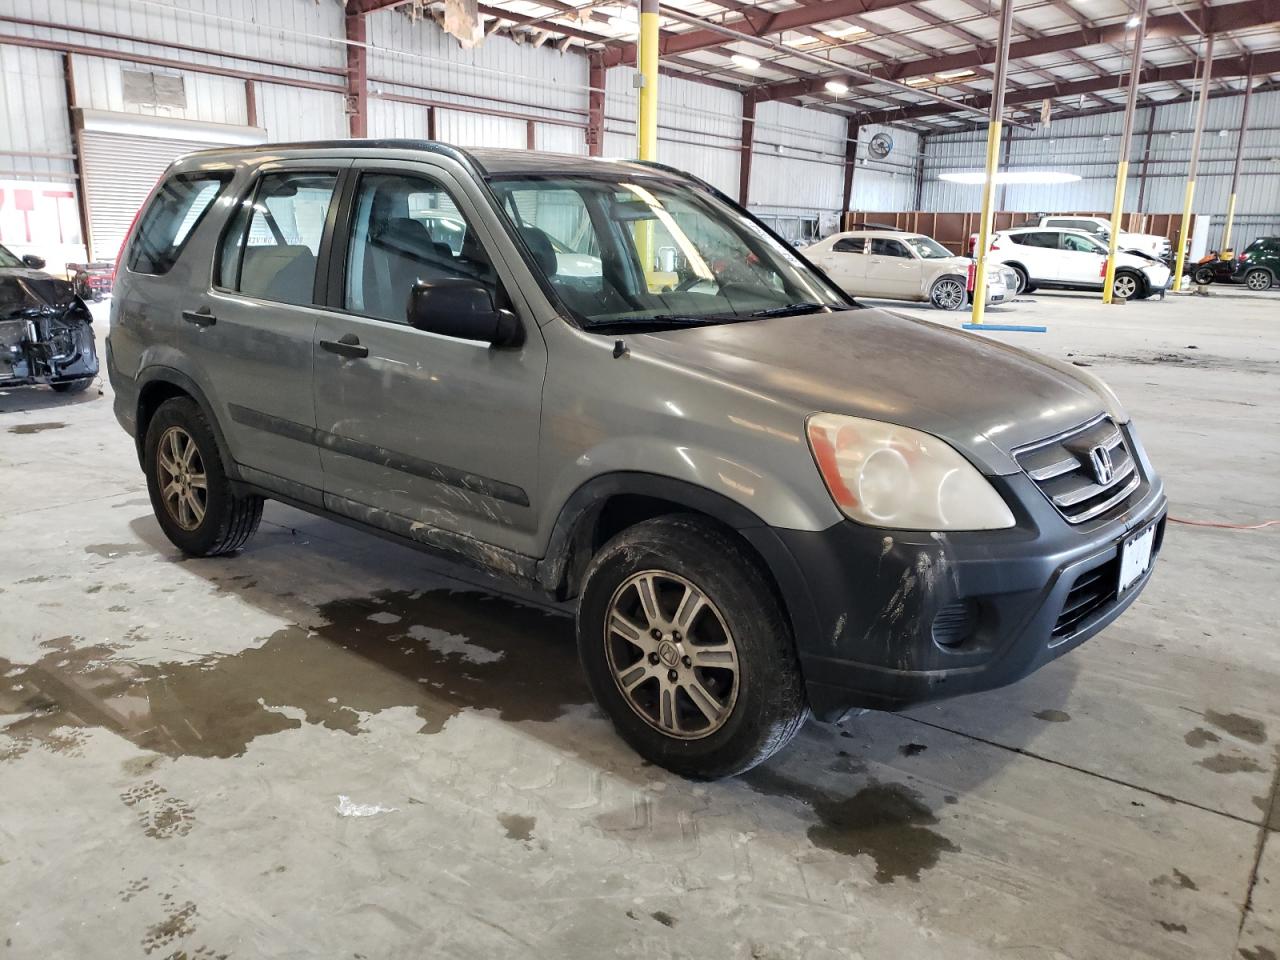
<box><xmin>905</xmin><ymin>76</ymin><xmax>933</xmax><ymax>86</ymax></box>
<box><xmin>825</xmin><ymin>79</ymin><xmax>850</xmax><ymax>95</ymax></box>
<box><xmin>1126</xmin><ymin>15</ymin><xmax>1141</xmax><ymax>27</ymax></box>
<box><xmin>608</xmin><ymin>6</ymin><xmax>638</xmax><ymax>34</ymax></box>
<box><xmin>825</xmin><ymin>24</ymin><xmax>867</xmax><ymax>38</ymax></box>
<box><xmin>784</xmin><ymin>35</ymin><xmax>823</xmax><ymax>47</ymax></box>
<box><xmin>730</xmin><ymin>53</ymin><xmax>761</xmax><ymax>71</ymax></box>
<box><xmin>938</xmin><ymin>170</ymin><xmax>1083</xmax><ymax>185</ymax></box>
<box><xmin>935</xmin><ymin>68</ymin><xmax>975</xmax><ymax>80</ymax></box>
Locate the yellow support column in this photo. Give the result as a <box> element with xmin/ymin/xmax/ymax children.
<box><xmin>1172</xmin><ymin>179</ymin><xmax>1197</xmax><ymax>292</ymax></box>
<box><xmin>1172</xmin><ymin>32</ymin><xmax>1214</xmax><ymax>292</ymax></box>
<box><xmin>969</xmin><ymin>119</ymin><xmax>1002</xmax><ymax>327</ymax></box>
<box><xmin>1103</xmin><ymin>0</ymin><xmax>1145</xmax><ymax>304</ymax></box>
<box><xmin>637</xmin><ymin>0</ymin><xmax>658</xmax><ymax>162</ymax></box>
<box><xmin>1102</xmin><ymin>162</ymin><xmax>1129</xmax><ymax>303</ymax></box>
<box><xmin>1222</xmin><ymin>192</ymin><xmax>1238</xmax><ymax>254</ymax></box>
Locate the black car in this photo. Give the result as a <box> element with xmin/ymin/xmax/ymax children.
<box><xmin>0</xmin><ymin>243</ymin><xmax>99</xmax><ymax>394</ymax></box>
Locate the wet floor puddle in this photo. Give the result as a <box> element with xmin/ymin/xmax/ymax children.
<box><xmin>0</xmin><ymin>588</ymin><xmax>589</xmax><ymax>761</ymax></box>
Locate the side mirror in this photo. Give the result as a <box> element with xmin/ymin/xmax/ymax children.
<box><xmin>22</xmin><ymin>255</ymin><xmax>46</xmax><ymax>270</ymax></box>
<box><xmin>406</xmin><ymin>279</ymin><xmax>520</xmax><ymax>346</ymax></box>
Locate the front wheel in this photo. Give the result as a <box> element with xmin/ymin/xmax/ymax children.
<box><xmin>1112</xmin><ymin>270</ymin><xmax>1146</xmax><ymax>301</ymax></box>
<box><xmin>577</xmin><ymin>516</ymin><xmax>809</xmax><ymax>779</ymax></box>
<box><xmin>1245</xmin><ymin>268</ymin><xmax>1273</xmax><ymax>291</ymax></box>
<box><xmin>929</xmin><ymin>275</ymin><xmax>967</xmax><ymax>311</ymax></box>
<box><xmin>1009</xmin><ymin>264</ymin><xmax>1030</xmax><ymax>296</ymax></box>
<box><xmin>144</xmin><ymin>396</ymin><xmax>263</xmax><ymax>556</ymax></box>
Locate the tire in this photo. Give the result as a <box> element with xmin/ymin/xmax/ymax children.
<box><xmin>577</xmin><ymin>515</ymin><xmax>809</xmax><ymax>779</ymax></box>
<box><xmin>929</xmin><ymin>275</ymin><xmax>967</xmax><ymax>311</ymax></box>
<box><xmin>50</xmin><ymin>377</ymin><xmax>94</xmax><ymax>394</ymax></box>
<box><xmin>1193</xmin><ymin>266</ymin><xmax>1215</xmax><ymax>285</ymax></box>
<box><xmin>1112</xmin><ymin>270</ymin><xmax>1146</xmax><ymax>301</ymax></box>
<box><xmin>1245</xmin><ymin>268</ymin><xmax>1273</xmax><ymax>291</ymax></box>
<box><xmin>144</xmin><ymin>396</ymin><xmax>263</xmax><ymax>556</ymax></box>
<box><xmin>1009</xmin><ymin>264</ymin><xmax>1030</xmax><ymax>296</ymax></box>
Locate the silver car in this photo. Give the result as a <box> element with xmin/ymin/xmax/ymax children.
<box><xmin>107</xmin><ymin>143</ymin><xmax>1167</xmax><ymax>778</ymax></box>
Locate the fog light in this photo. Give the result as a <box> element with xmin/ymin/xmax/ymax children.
<box><xmin>932</xmin><ymin>600</ymin><xmax>976</xmax><ymax>648</ymax></box>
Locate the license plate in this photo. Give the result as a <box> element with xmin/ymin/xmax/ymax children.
<box><xmin>1118</xmin><ymin>522</ymin><xmax>1157</xmax><ymax>595</ymax></box>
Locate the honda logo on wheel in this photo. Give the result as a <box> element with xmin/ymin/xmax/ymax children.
<box><xmin>1088</xmin><ymin>444</ymin><xmax>1115</xmax><ymax>485</ymax></box>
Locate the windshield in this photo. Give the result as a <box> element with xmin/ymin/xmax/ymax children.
<box><xmin>902</xmin><ymin>235</ymin><xmax>952</xmax><ymax>260</ymax></box>
<box><xmin>0</xmin><ymin>244</ymin><xmax>22</xmax><ymax>268</ymax></box>
<box><xmin>488</xmin><ymin>174</ymin><xmax>848</xmax><ymax>329</ymax></box>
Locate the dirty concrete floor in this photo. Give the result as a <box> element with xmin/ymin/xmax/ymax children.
<box><xmin>1</xmin><ymin>289</ymin><xmax>1277</xmax><ymax>960</ymax></box>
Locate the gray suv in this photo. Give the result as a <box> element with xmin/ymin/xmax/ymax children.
<box><xmin>107</xmin><ymin>141</ymin><xmax>1167</xmax><ymax>778</ymax></box>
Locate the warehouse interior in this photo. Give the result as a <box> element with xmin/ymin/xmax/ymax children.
<box><xmin>1</xmin><ymin>1</ymin><xmax>1278</xmax><ymax>958</ymax></box>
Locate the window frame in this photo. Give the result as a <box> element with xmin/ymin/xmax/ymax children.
<box><xmin>211</xmin><ymin>163</ymin><xmax>345</xmax><ymax>308</ymax></box>
<box><xmin>127</xmin><ymin>171</ymin><xmax>231</xmax><ymax>277</ymax></box>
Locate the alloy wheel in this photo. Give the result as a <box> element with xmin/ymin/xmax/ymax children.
<box><xmin>156</xmin><ymin>425</ymin><xmax>207</xmax><ymax>531</ymax></box>
<box><xmin>1246</xmin><ymin>270</ymin><xmax>1272</xmax><ymax>291</ymax></box>
<box><xmin>604</xmin><ymin>570</ymin><xmax>740</xmax><ymax>739</ymax></box>
<box><xmin>932</xmin><ymin>278</ymin><xmax>965</xmax><ymax>310</ymax></box>
<box><xmin>1113</xmin><ymin>274</ymin><xmax>1138</xmax><ymax>299</ymax></box>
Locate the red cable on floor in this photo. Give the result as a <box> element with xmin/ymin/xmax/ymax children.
<box><xmin>1168</xmin><ymin>517</ymin><xmax>1279</xmax><ymax>530</ymax></box>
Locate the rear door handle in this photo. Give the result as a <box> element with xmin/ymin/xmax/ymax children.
<box><xmin>182</xmin><ymin>307</ymin><xmax>216</xmax><ymax>327</ymax></box>
<box><xmin>320</xmin><ymin>333</ymin><xmax>369</xmax><ymax>359</ymax></box>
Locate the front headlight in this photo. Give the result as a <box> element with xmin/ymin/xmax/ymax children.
<box><xmin>805</xmin><ymin>414</ymin><xmax>1016</xmax><ymax>531</ymax></box>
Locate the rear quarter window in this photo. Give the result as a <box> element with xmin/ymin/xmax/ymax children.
<box><xmin>128</xmin><ymin>173</ymin><xmax>229</xmax><ymax>275</ymax></box>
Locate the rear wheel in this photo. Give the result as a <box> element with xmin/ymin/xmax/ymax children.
<box><xmin>1193</xmin><ymin>265</ymin><xmax>1215</xmax><ymax>285</ymax></box>
<box><xmin>928</xmin><ymin>275</ymin><xmax>967</xmax><ymax>311</ymax></box>
<box><xmin>144</xmin><ymin>397</ymin><xmax>263</xmax><ymax>556</ymax></box>
<box><xmin>1245</xmin><ymin>268</ymin><xmax>1273</xmax><ymax>291</ymax></box>
<box><xmin>577</xmin><ymin>515</ymin><xmax>809</xmax><ymax>779</ymax></box>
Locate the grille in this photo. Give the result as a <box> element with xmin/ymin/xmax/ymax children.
<box><xmin>1014</xmin><ymin>416</ymin><xmax>1140</xmax><ymax>523</ymax></box>
<box><xmin>1053</xmin><ymin>558</ymin><xmax>1118</xmax><ymax>641</ymax></box>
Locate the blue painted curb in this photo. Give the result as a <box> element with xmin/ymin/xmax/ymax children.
<box><xmin>961</xmin><ymin>323</ymin><xmax>1048</xmax><ymax>333</ymax></box>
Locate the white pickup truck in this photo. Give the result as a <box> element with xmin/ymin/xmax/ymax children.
<box><xmin>1028</xmin><ymin>216</ymin><xmax>1171</xmax><ymax>261</ymax></box>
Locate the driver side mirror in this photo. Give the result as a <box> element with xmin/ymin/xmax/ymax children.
<box><xmin>406</xmin><ymin>279</ymin><xmax>521</xmax><ymax>346</ymax></box>
<box><xmin>22</xmin><ymin>254</ymin><xmax>46</xmax><ymax>270</ymax></box>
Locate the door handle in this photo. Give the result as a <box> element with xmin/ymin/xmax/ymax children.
<box><xmin>182</xmin><ymin>307</ymin><xmax>216</xmax><ymax>327</ymax></box>
<box><xmin>320</xmin><ymin>333</ymin><xmax>369</xmax><ymax>359</ymax></box>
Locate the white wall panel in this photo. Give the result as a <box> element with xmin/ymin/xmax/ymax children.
<box><xmin>749</xmin><ymin>101</ymin><xmax>843</xmax><ymax>215</ymax></box>
<box><xmin>535</xmin><ymin>123</ymin><xmax>586</xmax><ymax>155</ymax></box>
<box><xmin>437</xmin><ymin>110</ymin><xmax>526</xmax><ymax>149</ymax></box>
<box><xmin>369</xmin><ymin>98</ymin><xmax>430</xmax><ymax>139</ymax></box>
<box><xmin>255</xmin><ymin>83</ymin><xmax>345</xmax><ymax>142</ymax></box>
<box><xmin>71</xmin><ymin>53</ymin><xmax>248</xmax><ymax>125</ymax></box>
<box><xmin>0</xmin><ymin>43</ymin><xmax>74</xmax><ymax>179</ymax></box>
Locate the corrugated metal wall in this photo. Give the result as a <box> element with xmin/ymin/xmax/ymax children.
<box><xmin>0</xmin><ymin>43</ymin><xmax>73</xmax><ymax>180</ymax></box>
<box><xmin>604</xmin><ymin>68</ymin><xmax>742</xmax><ymax>197</ymax></box>
<box><xmin>921</xmin><ymin>89</ymin><xmax>1280</xmax><ymax>246</ymax></box>
<box><xmin>255</xmin><ymin>83</ymin><xmax>347</xmax><ymax>142</ymax></box>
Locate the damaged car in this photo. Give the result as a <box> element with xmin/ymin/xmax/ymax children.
<box><xmin>0</xmin><ymin>243</ymin><xmax>99</xmax><ymax>394</ymax></box>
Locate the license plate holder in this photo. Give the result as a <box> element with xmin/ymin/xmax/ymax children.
<box><xmin>1118</xmin><ymin>521</ymin><xmax>1157</xmax><ymax>596</ymax></box>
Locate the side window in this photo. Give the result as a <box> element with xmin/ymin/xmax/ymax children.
<box><xmin>1014</xmin><ymin>232</ymin><xmax>1057</xmax><ymax>248</ymax></box>
<box><xmin>833</xmin><ymin>237</ymin><xmax>865</xmax><ymax>254</ymax></box>
<box><xmin>503</xmin><ymin>187</ymin><xmax>601</xmax><ymax>276</ymax></box>
<box><xmin>128</xmin><ymin>173</ymin><xmax>228</xmax><ymax>275</ymax></box>
<box><xmin>1061</xmin><ymin>233</ymin><xmax>1097</xmax><ymax>253</ymax></box>
<box><xmin>344</xmin><ymin>172</ymin><xmax>497</xmax><ymax>324</ymax></box>
<box><xmin>870</xmin><ymin>238</ymin><xmax>910</xmax><ymax>258</ymax></box>
<box><xmin>218</xmin><ymin>171</ymin><xmax>337</xmax><ymax>307</ymax></box>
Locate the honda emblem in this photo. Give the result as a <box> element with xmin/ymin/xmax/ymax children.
<box><xmin>1088</xmin><ymin>444</ymin><xmax>1115</xmax><ymax>485</ymax></box>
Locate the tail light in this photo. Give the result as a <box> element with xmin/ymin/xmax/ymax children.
<box><xmin>111</xmin><ymin>202</ymin><xmax>146</xmax><ymax>283</ymax></box>
<box><xmin>990</xmin><ymin>239</ymin><xmax>1001</xmax><ymax>251</ymax></box>
<box><xmin>1239</xmin><ymin>252</ymin><xmax>1249</xmax><ymax>261</ymax></box>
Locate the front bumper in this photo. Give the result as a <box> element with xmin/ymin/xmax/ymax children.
<box><xmin>771</xmin><ymin>424</ymin><xmax>1167</xmax><ymax>719</ymax></box>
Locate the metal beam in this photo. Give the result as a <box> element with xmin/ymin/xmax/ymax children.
<box><xmin>1102</xmin><ymin>0</ymin><xmax>1147</xmax><ymax>304</ymax></box>
<box><xmin>345</xmin><ymin>10</ymin><xmax>369</xmax><ymax>137</ymax></box>
<box><xmin>1222</xmin><ymin>70</ymin><xmax>1255</xmax><ymax>251</ymax></box>
<box><xmin>841</xmin><ymin>117</ymin><xmax>859</xmax><ymax>215</ymax></box>
<box><xmin>1172</xmin><ymin>32</ymin><xmax>1215</xmax><ymax>291</ymax></box>
<box><xmin>752</xmin><ymin>0</ymin><xmax>1280</xmax><ymax>102</ymax></box>
<box><xmin>969</xmin><ymin>0</ymin><xmax>1014</xmax><ymax>327</ymax></box>
<box><xmin>587</xmin><ymin>50</ymin><xmax>605</xmax><ymax>156</ymax></box>
<box><xmin>857</xmin><ymin>48</ymin><xmax>1280</xmax><ymax>123</ymax></box>
<box><xmin>740</xmin><ymin>94</ymin><xmax>756</xmax><ymax>206</ymax></box>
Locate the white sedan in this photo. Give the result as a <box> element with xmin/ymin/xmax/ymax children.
<box><xmin>804</xmin><ymin>230</ymin><xmax>1012</xmax><ymax>310</ymax></box>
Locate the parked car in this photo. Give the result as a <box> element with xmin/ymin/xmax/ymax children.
<box><xmin>984</xmin><ymin>227</ymin><xmax>1171</xmax><ymax>300</ymax></box>
<box><xmin>805</xmin><ymin>229</ymin><xmax>1014</xmax><ymax>310</ymax></box>
<box><xmin>107</xmin><ymin>143</ymin><xmax>1167</xmax><ymax>778</ymax></box>
<box><xmin>67</xmin><ymin>261</ymin><xmax>116</xmax><ymax>301</ymax></box>
<box><xmin>1195</xmin><ymin>237</ymin><xmax>1278</xmax><ymax>290</ymax></box>
<box><xmin>1021</xmin><ymin>215</ymin><xmax>1172</xmax><ymax>262</ymax></box>
<box><xmin>0</xmin><ymin>242</ymin><xmax>99</xmax><ymax>394</ymax></box>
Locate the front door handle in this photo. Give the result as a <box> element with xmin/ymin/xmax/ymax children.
<box><xmin>320</xmin><ymin>333</ymin><xmax>369</xmax><ymax>359</ymax></box>
<box><xmin>182</xmin><ymin>307</ymin><xmax>216</xmax><ymax>327</ymax></box>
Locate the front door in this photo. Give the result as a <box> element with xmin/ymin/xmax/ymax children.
<box><xmin>867</xmin><ymin>237</ymin><xmax>923</xmax><ymax>298</ymax></box>
<box><xmin>312</xmin><ymin>162</ymin><xmax>547</xmax><ymax>556</ymax></box>
<box><xmin>1058</xmin><ymin>231</ymin><xmax>1107</xmax><ymax>286</ymax></box>
<box><xmin>201</xmin><ymin>161</ymin><xmax>349</xmax><ymax>500</ymax></box>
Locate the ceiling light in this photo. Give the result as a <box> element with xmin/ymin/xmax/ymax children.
<box><xmin>936</xmin><ymin>69</ymin><xmax>975</xmax><ymax>80</ymax></box>
<box><xmin>731</xmin><ymin>53</ymin><xmax>760</xmax><ymax>71</ymax></box>
<box><xmin>825</xmin><ymin>25</ymin><xmax>866</xmax><ymax>38</ymax></box>
<box><xmin>905</xmin><ymin>76</ymin><xmax>933</xmax><ymax>86</ymax></box>
<box><xmin>1126</xmin><ymin>15</ymin><xmax>1141</xmax><ymax>27</ymax></box>
<box><xmin>938</xmin><ymin>170</ymin><xmax>1083</xmax><ymax>185</ymax></box>
<box><xmin>825</xmin><ymin>79</ymin><xmax>849</xmax><ymax>95</ymax></box>
<box><xmin>784</xmin><ymin>36</ymin><xmax>823</xmax><ymax>47</ymax></box>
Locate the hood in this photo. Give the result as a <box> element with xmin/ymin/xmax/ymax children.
<box><xmin>635</xmin><ymin>307</ymin><xmax>1108</xmax><ymax>475</ymax></box>
<box><xmin>0</xmin><ymin>269</ymin><xmax>79</xmax><ymax>321</ymax></box>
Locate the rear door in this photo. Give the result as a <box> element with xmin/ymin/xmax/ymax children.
<box><xmin>814</xmin><ymin>236</ymin><xmax>867</xmax><ymax>293</ymax></box>
<box><xmin>311</xmin><ymin>160</ymin><xmax>547</xmax><ymax>555</ymax></box>
<box><xmin>867</xmin><ymin>236</ymin><xmax>922</xmax><ymax>297</ymax></box>
<box><xmin>1008</xmin><ymin>231</ymin><xmax>1061</xmax><ymax>281</ymax></box>
<box><xmin>196</xmin><ymin>161</ymin><xmax>348</xmax><ymax>501</ymax></box>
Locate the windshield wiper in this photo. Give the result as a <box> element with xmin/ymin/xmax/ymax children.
<box><xmin>749</xmin><ymin>301</ymin><xmax>832</xmax><ymax>318</ymax></box>
<box><xmin>583</xmin><ymin>314</ymin><xmax>725</xmax><ymax>330</ymax></box>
